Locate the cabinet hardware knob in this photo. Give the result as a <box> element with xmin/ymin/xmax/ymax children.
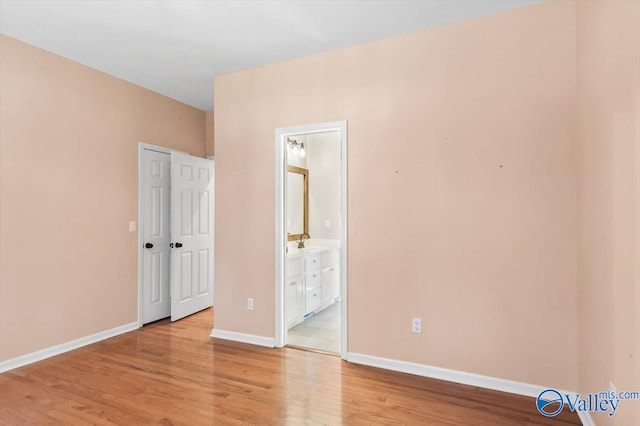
<box><xmin>290</xmin><ymin>281</ymin><xmax>296</xmax><ymax>286</ymax></box>
<box><xmin>145</xmin><ymin>243</ymin><xmax>153</xmax><ymax>249</ymax></box>
<box><xmin>175</xmin><ymin>242</ymin><xmax>183</xmax><ymax>248</ymax></box>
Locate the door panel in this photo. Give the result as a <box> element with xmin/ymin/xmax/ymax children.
<box><xmin>179</xmin><ymin>251</ymin><xmax>193</xmax><ymax>301</ymax></box>
<box><xmin>198</xmin><ymin>191</ymin><xmax>209</xmax><ymax>234</ymax></box>
<box><xmin>198</xmin><ymin>249</ymin><xmax>209</xmax><ymax>295</ymax></box>
<box><xmin>180</xmin><ymin>189</ymin><xmax>193</xmax><ymax>236</ymax></box>
<box><xmin>170</xmin><ymin>153</ymin><xmax>214</xmax><ymax>321</ymax></box>
<box><xmin>142</xmin><ymin>150</ymin><xmax>171</xmax><ymax>324</ymax></box>
<box><xmin>150</xmin><ymin>251</ymin><xmax>162</xmax><ymax>303</ymax></box>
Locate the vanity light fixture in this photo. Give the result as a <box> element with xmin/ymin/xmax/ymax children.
<box><xmin>287</xmin><ymin>137</ymin><xmax>305</xmax><ymax>158</ymax></box>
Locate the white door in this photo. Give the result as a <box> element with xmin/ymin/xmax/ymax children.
<box><xmin>170</xmin><ymin>152</ymin><xmax>214</xmax><ymax>321</ymax></box>
<box><xmin>141</xmin><ymin>149</ymin><xmax>171</xmax><ymax>324</ymax></box>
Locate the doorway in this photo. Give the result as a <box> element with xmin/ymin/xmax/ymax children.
<box><xmin>137</xmin><ymin>142</ymin><xmax>215</xmax><ymax>326</ymax></box>
<box><xmin>275</xmin><ymin>121</ymin><xmax>348</xmax><ymax>359</ymax></box>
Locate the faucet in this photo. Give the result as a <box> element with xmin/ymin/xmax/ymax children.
<box><xmin>298</xmin><ymin>233</ymin><xmax>310</xmax><ymax>249</ymax></box>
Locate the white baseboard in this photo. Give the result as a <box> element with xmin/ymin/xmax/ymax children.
<box><xmin>577</xmin><ymin>412</ymin><xmax>595</xmax><ymax>426</ymax></box>
<box><xmin>0</xmin><ymin>321</ymin><xmax>139</xmax><ymax>373</ymax></box>
<box><xmin>347</xmin><ymin>352</ymin><xmax>549</xmax><ymax>397</ymax></box>
<box><xmin>210</xmin><ymin>329</ymin><xmax>275</xmax><ymax>348</ymax></box>
<box><xmin>347</xmin><ymin>353</ymin><xmax>591</xmax><ymax>425</ymax></box>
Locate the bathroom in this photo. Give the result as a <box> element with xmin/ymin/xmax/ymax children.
<box><xmin>285</xmin><ymin>130</ymin><xmax>342</xmax><ymax>354</ymax></box>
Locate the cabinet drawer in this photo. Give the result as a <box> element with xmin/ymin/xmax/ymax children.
<box><xmin>321</xmin><ymin>249</ymin><xmax>339</xmax><ymax>267</ymax></box>
<box><xmin>306</xmin><ymin>287</ymin><xmax>321</xmax><ymax>313</ymax></box>
<box><xmin>287</xmin><ymin>257</ymin><xmax>305</xmax><ymax>278</ymax></box>
<box><xmin>306</xmin><ymin>270</ymin><xmax>321</xmax><ymax>290</ymax></box>
<box><xmin>305</xmin><ymin>254</ymin><xmax>321</xmax><ymax>271</ymax></box>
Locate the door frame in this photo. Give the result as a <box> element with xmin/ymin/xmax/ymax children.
<box><xmin>274</xmin><ymin>121</ymin><xmax>348</xmax><ymax>359</ymax></box>
<box><xmin>137</xmin><ymin>141</ymin><xmax>187</xmax><ymax>327</ymax></box>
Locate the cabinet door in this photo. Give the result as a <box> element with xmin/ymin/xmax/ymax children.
<box><xmin>292</xmin><ymin>278</ymin><xmax>305</xmax><ymax>324</ymax></box>
<box><xmin>287</xmin><ymin>274</ymin><xmax>305</xmax><ymax>328</ymax></box>
<box><xmin>321</xmin><ymin>267</ymin><xmax>333</xmax><ymax>304</ymax></box>
<box><xmin>285</xmin><ymin>276</ymin><xmax>293</xmax><ymax>327</ymax></box>
<box><xmin>322</xmin><ymin>265</ymin><xmax>340</xmax><ymax>304</ymax></box>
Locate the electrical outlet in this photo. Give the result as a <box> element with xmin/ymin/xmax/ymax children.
<box><xmin>610</xmin><ymin>382</ymin><xmax>616</xmax><ymax>395</ymax></box>
<box><xmin>412</xmin><ymin>318</ymin><xmax>422</xmax><ymax>333</ymax></box>
<box><xmin>247</xmin><ymin>298</ymin><xmax>254</xmax><ymax>311</ymax></box>
<box><xmin>324</xmin><ymin>219</ymin><xmax>330</xmax><ymax>228</ymax></box>
<box><xmin>129</xmin><ymin>221</ymin><xmax>136</xmax><ymax>232</ymax></box>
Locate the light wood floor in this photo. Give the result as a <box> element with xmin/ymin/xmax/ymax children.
<box><xmin>0</xmin><ymin>309</ymin><xmax>580</xmax><ymax>425</ymax></box>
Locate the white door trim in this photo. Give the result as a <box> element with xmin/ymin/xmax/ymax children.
<box><xmin>137</xmin><ymin>142</ymin><xmax>188</xmax><ymax>327</ymax></box>
<box><xmin>274</xmin><ymin>121</ymin><xmax>348</xmax><ymax>359</ymax></box>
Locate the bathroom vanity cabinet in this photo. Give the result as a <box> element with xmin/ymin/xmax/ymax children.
<box><xmin>321</xmin><ymin>250</ymin><xmax>340</xmax><ymax>305</ymax></box>
<box><xmin>286</xmin><ymin>274</ymin><xmax>305</xmax><ymax>329</ymax></box>
<box><xmin>286</xmin><ymin>248</ymin><xmax>340</xmax><ymax>329</ymax></box>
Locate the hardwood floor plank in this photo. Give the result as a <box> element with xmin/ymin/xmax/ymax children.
<box><xmin>0</xmin><ymin>309</ymin><xmax>580</xmax><ymax>425</ymax></box>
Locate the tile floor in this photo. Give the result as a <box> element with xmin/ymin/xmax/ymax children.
<box><xmin>287</xmin><ymin>301</ymin><xmax>340</xmax><ymax>353</ymax></box>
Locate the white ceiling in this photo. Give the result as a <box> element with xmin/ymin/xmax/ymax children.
<box><xmin>0</xmin><ymin>0</ymin><xmax>540</xmax><ymax>111</ymax></box>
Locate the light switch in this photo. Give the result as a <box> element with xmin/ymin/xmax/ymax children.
<box><xmin>324</xmin><ymin>219</ymin><xmax>330</xmax><ymax>228</ymax></box>
<box><xmin>129</xmin><ymin>221</ymin><xmax>136</xmax><ymax>232</ymax></box>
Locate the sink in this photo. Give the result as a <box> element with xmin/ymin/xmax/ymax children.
<box><xmin>287</xmin><ymin>247</ymin><xmax>325</xmax><ymax>256</ymax></box>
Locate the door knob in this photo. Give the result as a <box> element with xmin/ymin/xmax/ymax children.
<box><xmin>145</xmin><ymin>243</ymin><xmax>153</xmax><ymax>249</ymax></box>
<box><xmin>175</xmin><ymin>242</ymin><xmax>183</xmax><ymax>248</ymax></box>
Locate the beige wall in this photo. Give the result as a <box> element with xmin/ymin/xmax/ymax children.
<box><xmin>205</xmin><ymin>110</ymin><xmax>215</xmax><ymax>157</ymax></box>
<box><xmin>214</xmin><ymin>1</ymin><xmax>578</xmax><ymax>390</ymax></box>
<box><xmin>4</xmin><ymin>3</ymin><xmax>637</xmax><ymax>415</ymax></box>
<box><xmin>577</xmin><ymin>1</ymin><xmax>640</xmax><ymax>425</ymax></box>
<box><xmin>0</xmin><ymin>35</ymin><xmax>205</xmax><ymax>362</ymax></box>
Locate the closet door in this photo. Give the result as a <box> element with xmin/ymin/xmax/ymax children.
<box><xmin>170</xmin><ymin>153</ymin><xmax>214</xmax><ymax>321</ymax></box>
<box><xmin>141</xmin><ymin>149</ymin><xmax>171</xmax><ymax>324</ymax></box>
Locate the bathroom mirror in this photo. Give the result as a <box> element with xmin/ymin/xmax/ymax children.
<box><xmin>287</xmin><ymin>165</ymin><xmax>309</xmax><ymax>241</ymax></box>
